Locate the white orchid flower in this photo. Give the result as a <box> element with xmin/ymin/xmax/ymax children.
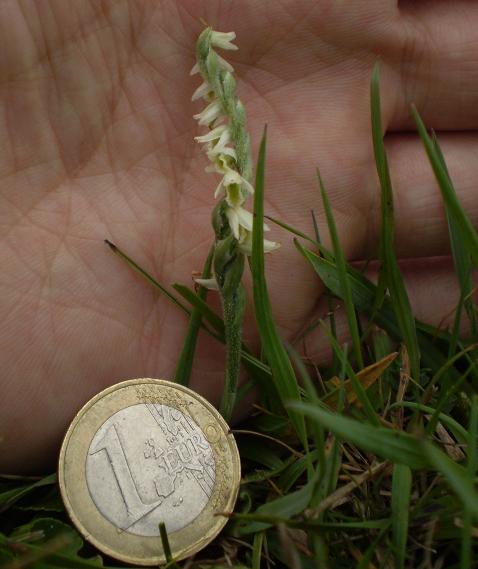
<box><xmin>215</xmin><ymin>52</ymin><xmax>235</xmax><ymax>73</ymax></box>
<box><xmin>224</xmin><ymin>168</ymin><xmax>254</xmax><ymax>195</ymax></box>
<box><xmin>237</xmin><ymin>228</ymin><xmax>280</xmax><ymax>255</ymax></box>
<box><xmin>208</xmin><ymin>147</ymin><xmax>237</xmax><ymax>163</ymax></box>
<box><xmin>226</xmin><ymin>204</ymin><xmax>270</xmax><ymax>240</ymax></box>
<box><xmin>210</xmin><ymin>31</ymin><xmax>238</xmax><ymax>51</ymax></box>
<box><xmin>191</xmin><ymin>81</ymin><xmax>211</xmax><ymax>102</ymax></box>
<box><xmin>205</xmin><ymin>152</ymin><xmax>236</xmax><ymax>174</ymax></box>
<box><xmin>214</xmin><ymin>168</ymin><xmax>254</xmax><ymax>205</ymax></box>
<box><xmin>205</xmin><ymin>128</ymin><xmax>237</xmax><ymax>162</ymax></box>
<box><xmin>195</xmin><ymin>126</ymin><xmax>237</xmax><ymax>166</ymax></box>
<box><xmin>195</xmin><ymin>124</ymin><xmax>227</xmax><ymax>144</ymax></box>
<box><xmin>195</xmin><ymin>277</ymin><xmax>219</xmax><ymax>291</ymax></box>
<box><xmin>193</xmin><ymin>99</ymin><xmax>223</xmax><ymax>126</ymax></box>
<box><xmin>191</xmin><ymin>31</ymin><xmax>236</xmax><ymax>78</ymax></box>
<box><xmin>226</xmin><ymin>205</ymin><xmax>253</xmax><ymax>239</ymax></box>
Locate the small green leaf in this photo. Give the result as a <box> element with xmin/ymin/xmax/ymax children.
<box><xmin>236</xmin><ymin>475</ymin><xmax>316</xmax><ymax>535</ymax></box>
<box><xmin>9</xmin><ymin>518</ymin><xmax>108</xmax><ymax>568</ymax></box>
<box><xmin>0</xmin><ymin>474</ymin><xmax>56</xmax><ymax>513</ymax></box>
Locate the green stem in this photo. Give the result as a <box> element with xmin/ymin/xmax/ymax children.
<box><xmin>219</xmin><ymin>283</ymin><xmax>246</xmax><ymax>422</ymax></box>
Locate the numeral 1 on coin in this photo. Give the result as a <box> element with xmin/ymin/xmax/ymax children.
<box><xmin>89</xmin><ymin>423</ymin><xmax>159</xmax><ymax>524</ymax></box>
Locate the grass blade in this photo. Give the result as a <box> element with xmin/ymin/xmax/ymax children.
<box><xmin>265</xmin><ymin>215</ymin><xmax>318</xmax><ymax>246</ymax></box>
<box><xmin>252</xmin><ymin>532</ymin><xmax>264</xmax><ymax>569</ymax></box>
<box><xmin>411</xmin><ymin>106</ymin><xmax>478</xmax><ymax>265</ymax></box>
<box><xmin>324</xmin><ymin>352</ymin><xmax>397</xmax><ymax>410</ymax></box>
<box><xmin>107</xmin><ymin>237</ymin><xmax>278</xmax><ymax>396</ymax></box>
<box><xmin>251</xmin><ymin>126</ymin><xmax>306</xmax><ymax>445</ymax></box>
<box><xmin>173</xmin><ymin>283</ymin><xmax>275</xmax><ymax>379</ymax></box>
<box><xmin>371</xmin><ymin>63</ymin><xmax>420</xmax><ymax>381</ymax></box>
<box><xmin>289</xmin><ymin>402</ymin><xmax>430</xmax><ymax>469</ymax></box>
<box><xmin>318</xmin><ymin>171</ymin><xmax>364</xmax><ymax>369</ymax></box>
<box><xmin>425</xmin><ymin>345</ymin><xmax>477</xmax><ymax>436</ymax></box>
<box><xmin>236</xmin><ymin>474</ymin><xmax>317</xmax><ymax>535</ymax></box>
<box><xmin>104</xmin><ymin>240</ymin><xmax>191</xmax><ymax>315</ymax></box>
<box><xmin>317</xmin><ymin>345</ymin><xmax>348</xmax><ymax>505</ymax></box>
<box><xmin>173</xmin><ymin>284</ymin><xmax>224</xmax><ymax>340</ymax></box>
<box><xmin>431</xmin><ymin>133</ymin><xmax>477</xmax><ymax>341</ymax></box>
<box><xmin>294</xmin><ymin>240</ymin><xmax>461</xmax><ymax>381</ymax></box>
<box><xmin>159</xmin><ymin>521</ymin><xmax>179</xmax><ymax>568</ymax></box>
<box><xmin>174</xmin><ymin>245</ymin><xmax>214</xmax><ymax>386</ymax></box>
<box><xmin>461</xmin><ymin>395</ymin><xmax>478</xmax><ymax>568</ymax></box>
<box><xmin>174</xmin><ymin>280</ymin><xmax>288</xmax><ymax>413</ymax></box>
<box><xmin>421</xmin><ymin>440</ymin><xmax>478</xmax><ymax>520</ymax></box>
<box><xmin>320</xmin><ymin>322</ymin><xmax>380</xmax><ymax>426</ymax></box>
<box><xmin>389</xmin><ymin>401</ymin><xmax>469</xmax><ymax>448</ymax></box>
<box><xmin>285</xmin><ymin>343</ymin><xmax>324</xmax><ymax>482</ymax></box>
<box><xmin>391</xmin><ymin>463</ymin><xmax>412</xmax><ymax>569</ymax></box>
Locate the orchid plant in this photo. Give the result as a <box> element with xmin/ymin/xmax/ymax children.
<box><xmin>191</xmin><ymin>27</ymin><xmax>279</xmax><ymax>421</ymax></box>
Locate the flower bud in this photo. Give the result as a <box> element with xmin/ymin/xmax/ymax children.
<box><xmin>210</xmin><ymin>31</ymin><xmax>238</xmax><ymax>51</ymax></box>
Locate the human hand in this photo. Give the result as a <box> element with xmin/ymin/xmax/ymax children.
<box><xmin>1</xmin><ymin>0</ymin><xmax>477</xmax><ymax>471</ymax></box>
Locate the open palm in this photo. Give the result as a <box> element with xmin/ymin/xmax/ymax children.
<box><xmin>2</xmin><ymin>0</ymin><xmax>478</xmax><ymax>471</ymax></box>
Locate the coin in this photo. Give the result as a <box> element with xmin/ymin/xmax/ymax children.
<box><xmin>58</xmin><ymin>378</ymin><xmax>241</xmax><ymax>566</ymax></box>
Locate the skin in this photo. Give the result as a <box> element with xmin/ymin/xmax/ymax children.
<box><xmin>1</xmin><ymin>0</ymin><xmax>478</xmax><ymax>472</ymax></box>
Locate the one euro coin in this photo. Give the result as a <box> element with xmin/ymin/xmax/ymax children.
<box><xmin>58</xmin><ymin>378</ymin><xmax>240</xmax><ymax>566</ymax></box>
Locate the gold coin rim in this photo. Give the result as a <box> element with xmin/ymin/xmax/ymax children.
<box><xmin>58</xmin><ymin>378</ymin><xmax>240</xmax><ymax>566</ymax></box>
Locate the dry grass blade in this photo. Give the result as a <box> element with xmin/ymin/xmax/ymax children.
<box><xmin>309</xmin><ymin>462</ymin><xmax>387</xmax><ymax>516</ymax></box>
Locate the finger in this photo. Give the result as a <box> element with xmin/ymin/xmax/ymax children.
<box><xmin>301</xmin><ymin>256</ymin><xmax>475</xmax><ymax>365</ymax></box>
<box><xmin>389</xmin><ymin>1</ymin><xmax>478</xmax><ymax>130</ymax></box>
<box><xmin>362</xmin><ymin>132</ymin><xmax>478</xmax><ymax>260</ymax></box>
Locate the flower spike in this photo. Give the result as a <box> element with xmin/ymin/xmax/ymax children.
<box><xmin>191</xmin><ymin>26</ymin><xmax>279</xmax><ymax>422</ymax></box>
<box><xmin>191</xmin><ymin>27</ymin><xmax>279</xmax><ymax>256</ymax></box>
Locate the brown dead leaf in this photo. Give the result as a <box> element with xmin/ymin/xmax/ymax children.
<box><xmin>325</xmin><ymin>352</ymin><xmax>398</xmax><ymax>410</ymax></box>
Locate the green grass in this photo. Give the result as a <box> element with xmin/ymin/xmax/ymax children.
<box><xmin>2</xmin><ymin>66</ymin><xmax>478</xmax><ymax>569</ymax></box>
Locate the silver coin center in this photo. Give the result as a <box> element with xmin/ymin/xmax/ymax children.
<box><xmin>85</xmin><ymin>403</ymin><xmax>216</xmax><ymax>536</ymax></box>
